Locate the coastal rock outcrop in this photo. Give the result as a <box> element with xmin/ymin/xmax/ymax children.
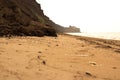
<box><xmin>64</xmin><ymin>26</ymin><xmax>80</xmax><ymax>33</ymax></box>
<box><xmin>53</xmin><ymin>25</ymin><xmax>80</xmax><ymax>33</ymax></box>
<box><xmin>0</xmin><ymin>0</ymin><xmax>57</xmax><ymax>37</ymax></box>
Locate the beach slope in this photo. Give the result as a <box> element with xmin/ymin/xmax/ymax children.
<box><xmin>0</xmin><ymin>34</ymin><xmax>120</xmax><ymax>80</ymax></box>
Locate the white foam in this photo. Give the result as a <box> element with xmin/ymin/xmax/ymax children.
<box><xmin>67</xmin><ymin>32</ymin><xmax>120</xmax><ymax>40</ymax></box>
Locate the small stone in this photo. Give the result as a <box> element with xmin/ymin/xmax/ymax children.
<box><xmin>81</xmin><ymin>45</ymin><xmax>84</xmax><ymax>47</ymax></box>
<box><xmin>38</xmin><ymin>69</ymin><xmax>42</xmax><ymax>71</ymax></box>
<box><xmin>16</xmin><ymin>50</ymin><xmax>18</xmax><ymax>52</ymax></box>
<box><xmin>37</xmin><ymin>56</ymin><xmax>40</xmax><ymax>59</ymax></box>
<box><xmin>38</xmin><ymin>51</ymin><xmax>42</xmax><ymax>53</ymax></box>
<box><xmin>56</xmin><ymin>44</ymin><xmax>59</xmax><ymax>46</ymax></box>
<box><xmin>89</xmin><ymin>62</ymin><xmax>96</xmax><ymax>66</ymax></box>
<box><xmin>85</xmin><ymin>72</ymin><xmax>92</xmax><ymax>76</ymax></box>
<box><xmin>112</xmin><ymin>67</ymin><xmax>117</xmax><ymax>69</ymax></box>
<box><xmin>25</xmin><ymin>66</ymin><xmax>29</xmax><ymax>69</ymax></box>
<box><xmin>42</xmin><ymin>61</ymin><xmax>46</xmax><ymax>65</ymax></box>
<box><xmin>48</xmin><ymin>45</ymin><xmax>50</xmax><ymax>47</ymax></box>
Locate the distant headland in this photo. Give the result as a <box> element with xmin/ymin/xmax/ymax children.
<box><xmin>64</xmin><ymin>25</ymin><xmax>80</xmax><ymax>33</ymax></box>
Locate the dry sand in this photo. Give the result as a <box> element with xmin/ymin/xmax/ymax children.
<box><xmin>0</xmin><ymin>34</ymin><xmax>120</xmax><ymax>80</ymax></box>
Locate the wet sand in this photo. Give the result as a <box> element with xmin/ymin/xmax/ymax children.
<box><xmin>0</xmin><ymin>34</ymin><xmax>120</xmax><ymax>80</ymax></box>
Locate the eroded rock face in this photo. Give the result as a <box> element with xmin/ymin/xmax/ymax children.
<box><xmin>0</xmin><ymin>0</ymin><xmax>57</xmax><ymax>37</ymax></box>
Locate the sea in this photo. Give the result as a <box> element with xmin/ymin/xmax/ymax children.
<box><xmin>67</xmin><ymin>32</ymin><xmax>120</xmax><ymax>40</ymax></box>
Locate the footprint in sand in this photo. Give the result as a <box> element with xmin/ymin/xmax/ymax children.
<box><xmin>114</xmin><ymin>49</ymin><xmax>120</xmax><ymax>53</ymax></box>
<box><xmin>89</xmin><ymin>61</ymin><xmax>97</xmax><ymax>66</ymax></box>
<box><xmin>73</xmin><ymin>71</ymin><xmax>83</xmax><ymax>80</ymax></box>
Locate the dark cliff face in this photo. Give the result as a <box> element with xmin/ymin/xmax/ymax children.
<box><xmin>0</xmin><ymin>0</ymin><xmax>57</xmax><ymax>37</ymax></box>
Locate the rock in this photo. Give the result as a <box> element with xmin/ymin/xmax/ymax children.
<box><xmin>48</xmin><ymin>45</ymin><xmax>50</xmax><ymax>47</ymax></box>
<box><xmin>38</xmin><ymin>51</ymin><xmax>42</xmax><ymax>53</ymax></box>
<box><xmin>42</xmin><ymin>61</ymin><xmax>46</xmax><ymax>65</ymax></box>
<box><xmin>56</xmin><ymin>44</ymin><xmax>59</xmax><ymax>46</ymax></box>
<box><xmin>85</xmin><ymin>72</ymin><xmax>92</xmax><ymax>76</ymax></box>
<box><xmin>37</xmin><ymin>56</ymin><xmax>40</xmax><ymax>59</ymax></box>
<box><xmin>89</xmin><ymin>61</ymin><xmax>97</xmax><ymax>66</ymax></box>
<box><xmin>112</xmin><ymin>67</ymin><xmax>117</xmax><ymax>69</ymax></box>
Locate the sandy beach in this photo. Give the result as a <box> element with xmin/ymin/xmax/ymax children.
<box><xmin>0</xmin><ymin>34</ymin><xmax>120</xmax><ymax>80</ymax></box>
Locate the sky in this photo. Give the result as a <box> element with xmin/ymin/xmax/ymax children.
<box><xmin>36</xmin><ymin>0</ymin><xmax>120</xmax><ymax>32</ymax></box>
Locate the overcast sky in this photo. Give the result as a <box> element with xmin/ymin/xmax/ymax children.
<box><xmin>36</xmin><ymin>0</ymin><xmax>120</xmax><ymax>32</ymax></box>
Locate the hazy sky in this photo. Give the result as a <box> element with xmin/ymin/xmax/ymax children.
<box><xmin>36</xmin><ymin>0</ymin><xmax>120</xmax><ymax>32</ymax></box>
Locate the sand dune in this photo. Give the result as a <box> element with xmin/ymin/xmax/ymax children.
<box><xmin>0</xmin><ymin>34</ymin><xmax>120</xmax><ymax>80</ymax></box>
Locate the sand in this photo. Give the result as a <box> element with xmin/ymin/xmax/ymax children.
<box><xmin>0</xmin><ymin>34</ymin><xmax>120</xmax><ymax>80</ymax></box>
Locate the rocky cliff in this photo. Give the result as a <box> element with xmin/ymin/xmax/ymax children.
<box><xmin>0</xmin><ymin>0</ymin><xmax>57</xmax><ymax>37</ymax></box>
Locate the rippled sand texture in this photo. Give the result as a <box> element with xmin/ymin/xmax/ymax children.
<box><xmin>0</xmin><ymin>34</ymin><xmax>120</xmax><ymax>80</ymax></box>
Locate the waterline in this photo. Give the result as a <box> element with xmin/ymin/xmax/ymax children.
<box><xmin>67</xmin><ymin>32</ymin><xmax>120</xmax><ymax>40</ymax></box>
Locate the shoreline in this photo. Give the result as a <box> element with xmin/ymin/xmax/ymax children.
<box><xmin>66</xmin><ymin>32</ymin><xmax>120</xmax><ymax>40</ymax></box>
